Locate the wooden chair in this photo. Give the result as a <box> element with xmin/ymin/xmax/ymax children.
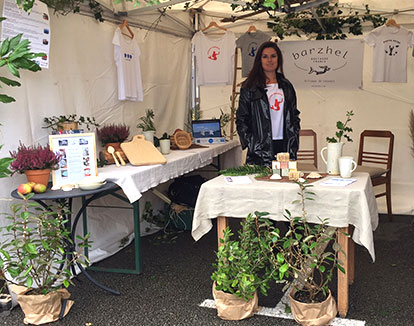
<box><xmin>297</xmin><ymin>129</ymin><xmax>318</xmax><ymax>172</ymax></box>
<box><xmin>355</xmin><ymin>130</ymin><xmax>394</xmax><ymax>221</ymax></box>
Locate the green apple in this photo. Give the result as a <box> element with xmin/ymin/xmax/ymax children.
<box><xmin>17</xmin><ymin>183</ymin><xmax>32</xmax><ymax>195</ymax></box>
<box><xmin>33</xmin><ymin>183</ymin><xmax>47</xmax><ymax>194</ymax></box>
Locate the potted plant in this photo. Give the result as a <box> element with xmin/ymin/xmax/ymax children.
<box><xmin>321</xmin><ymin>110</ymin><xmax>354</xmax><ymax>175</ymax></box>
<box><xmin>9</xmin><ymin>142</ymin><xmax>62</xmax><ymax>185</ymax></box>
<box><xmin>0</xmin><ymin>193</ymin><xmax>90</xmax><ymax>324</ymax></box>
<box><xmin>43</xmin><ymin>114</ymin><xmax>100</xmax><ymax>132</ymax></box>
<box><xmin>159</xmin><ymin>132</ymin><xmax>171</xmax><ymax>155</ymax></box>
<box><xmin>211</xmin><ymin>212</ymin><xmax>275</xmax><ymax>320</ymax></box>
<box><xmin>137</xmin><ymin>109</ymin><xmax>156</xmax><ymax>144</ymax></box>
<box><xmin>257</xmin><ymin>181</ymin><xmax>345</xmax><ymax>325</ymax></box>
<box><xmin>96</xmin><ymin>123</ymin><xmax>130</xmax><ymax>147</ymax></box>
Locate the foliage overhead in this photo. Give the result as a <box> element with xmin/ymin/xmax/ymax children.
<box><xmin>232</xmin><ymin>2</ymin><xmax>386</xmax><ymax>40</ymax></box>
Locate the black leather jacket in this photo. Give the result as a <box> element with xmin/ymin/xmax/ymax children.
<box><xmin>236</xmin><ymin>73</ymin><xmax>300</xmax><ymax>166</ymax></box>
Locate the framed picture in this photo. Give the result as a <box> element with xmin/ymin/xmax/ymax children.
<box><xmin>49</xmin><ymin>133</ymin><xmax>97</xmax><ymax>188</ymax></box>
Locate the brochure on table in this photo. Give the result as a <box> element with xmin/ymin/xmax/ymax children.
<box><xmin>49</xmin><ymin>133</ymin><xmax>98</xmax><ymax>188</ymax></box>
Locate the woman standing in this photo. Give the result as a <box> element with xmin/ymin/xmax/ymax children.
<box><xmin>236</xmin><ymin>41</ymin><xmax>300</xmax><ymax>167</ymax></box>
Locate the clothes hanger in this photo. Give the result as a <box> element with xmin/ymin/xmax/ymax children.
<box><xmin>202</xmin><ymin>21</ymin><xmax>227</xmax><ymax>33</ymax></box>
<box><xmin>385</xmin><ymin>18</ymin><xmax>400</xmax><ymax>28</ymax></box>
<box><xmin>120</xmin><ymin>19</ymin><xmax>134</xmax><ymax>39</ymax></box>
<box><xmin>247</xmin><ymin>25</ymin><xmax>257</xmax><ymax>33</ymax></box>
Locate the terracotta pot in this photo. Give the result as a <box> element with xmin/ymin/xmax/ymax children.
<box><xmin>212</xmin><ymin>282</ymin><xmax>258</xmax><ymax>320</ymax></box>
<box><xmin>289</xmin><ymin>289</ymin><xmax>337</xmax><ymax>326</ymax></box>
<box><xmin>24</xmin><ymin>169</ymin><xmax>51</xmax><ymax>186</ymax></box>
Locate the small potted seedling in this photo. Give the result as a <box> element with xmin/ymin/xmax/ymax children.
<box><xmin>159</xmin><ymin>132</ymin><xmax>171</xmax><ymax>155</ymax></box>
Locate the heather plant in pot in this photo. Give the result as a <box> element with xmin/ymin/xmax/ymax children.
<box><xmin>211</xmin><ymin>212</ymin><xmax>276</xmax><ymax>320</ymax></box>
<box><xmin>96</xmin><ymin>123</ymin><xmax>130</xmax><ymax>147</ymax></box>
<box><xmin>0</xmin><ymin>193</ymin><xmax>90</xmax><ymax>324</ymax></box>
<box><xmin>256</xmin><ymin>181</ymin><xmax>345</xmax><ymax>326</ymax></box>
<box><xmin>9</xmin><ymin>142</ymin><xmax>62</xmax><ymax>185</ymax></box>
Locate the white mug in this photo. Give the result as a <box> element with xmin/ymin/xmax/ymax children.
<box><xmin>339</xmin><ymin>156</ymin><xmax>357</xmax><ymax>178</ymax></box>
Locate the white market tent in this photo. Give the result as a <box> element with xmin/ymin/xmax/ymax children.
<box><xmin>0</xmin><ymin>0</ymin><xmax>413</xmax><ymax>253</ymax></box>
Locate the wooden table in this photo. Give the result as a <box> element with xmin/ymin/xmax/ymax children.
<box><xmin>192</xmin><ymin>173</ymin><xmax>379</xmax><ymax>317</ymax></box>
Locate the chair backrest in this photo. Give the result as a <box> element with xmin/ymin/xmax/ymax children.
<box><xmin>297</xmin><ymin>129</ymin><xmax>318</xmax><ymax>168</ymax></box>
<box><xmin>357</xmin><ymin>130</ymin><xmax>394</xmax><ymax>172</ymax></box>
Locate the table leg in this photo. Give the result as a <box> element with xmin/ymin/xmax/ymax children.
<box><xmin>348</xmin><ymin>227</ymin><xmax>355</xmax><ymax>285</ymax></box>
<box><xmin>217</xmin><ymin>216</ymin><xmax>228</xmax><ymax>248</ymax></box>
<box><xmin>337</xmin><ymin>226</ymin><xmax>349</xmax><ymax>318</ymax></box>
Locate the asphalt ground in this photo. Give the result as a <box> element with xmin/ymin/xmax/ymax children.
<box><xmin>2</xmin><ymin>213</ymin><xmax>413</xmax><ymax>326</ymax></box>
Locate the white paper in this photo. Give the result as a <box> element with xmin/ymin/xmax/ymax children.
<box><xmin>224</xmin><ymin>176</ymin><xmax>252</xmax><ymax>185</ymax></box>
<box><xmin>320</xmin><ymin>178</ymin><xmax>357</xmax><ymax>187</ymax></box>
<box><xmin>1</xmin><ymin>0</ymin><xmax>50</xmax><ymax>68</ymax></box>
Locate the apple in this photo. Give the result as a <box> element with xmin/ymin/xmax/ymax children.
<box><xmin>27</xmin><ymin>182</ymin><xmax>36</xmax><ymax>191</ymax></box>
<box><xmin>33</xmin><ymin>183</ymin><xmax>47</xmax><ymax>194</ymax></box>
<box><xmin>17</xmin><ymin>183</ymin><xmax>32</xmax><ymax>195</ymax></box>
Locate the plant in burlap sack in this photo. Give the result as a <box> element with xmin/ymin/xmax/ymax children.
<box><xmin>257</xmin><ymin>181</ymin><xmax>346</xmax><ymax>302</ymax></box>
<box><xmin>211</xmin><ymin>212</ymin><xmax>276</xmax><ymax>301</ymax></box>
<box><xmin>0</xmin><ymin>193</ymin><xmax>90</xmax><ymax>295</ymax></box>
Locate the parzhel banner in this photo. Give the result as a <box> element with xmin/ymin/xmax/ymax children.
<box><xmin>278</xmin><ymin>39</ymin><xmax>364</xmax><ymax>89</ymax></box>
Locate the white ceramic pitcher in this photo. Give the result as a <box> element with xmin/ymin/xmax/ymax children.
<box><xmin>320</xmin><ymin>142</ymin><xmax>344</xmax><ymax>175</ymax></box>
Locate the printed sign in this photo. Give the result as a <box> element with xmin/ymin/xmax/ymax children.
<box><xmin>279</xmin><ymin>39</ymin><xmax>364</xmax><ymax>89</ymax></box>
<box><xmin>1</xmin><ymin>0</ymin><xmax>51</xmax><ymax>68</ymax></box>
<box><xmin>49</xmin><ymin>133</ymin><xmax>97</xmax><ymax>188</ymax></box>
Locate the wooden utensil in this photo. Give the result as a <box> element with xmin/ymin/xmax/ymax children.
<box><xmin>107</xmin><ymin>146</ymin><xmax>120</xmax><ymax>167</ymax></box>
<box><xmin>116</xmin><ymin>151</ymin><xmax>126</xmax><ymax>165</ymax></box>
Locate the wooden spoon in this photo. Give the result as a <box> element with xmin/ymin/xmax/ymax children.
<box><xmin>107</xmin><ymin>146</ymin><xmax>120</xmax><ymax>167</ymax></box>
<box><xmin>116</xmin><ymin>151</ymin><xmax>126</xmax><ymax>166</ymax></box>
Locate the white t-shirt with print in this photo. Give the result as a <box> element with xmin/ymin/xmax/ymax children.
<box><xmin>266</xmin><ymin>83</ymin><xmax>284</xmax><ymax>140</ymax></box>
<box><xmin>365</xmin><ymin>25</ymin><xmax>414</xmax><ymax>83</ymax></box>
<box><xmin>191</xmin><ymin>31</ymin><xmax>236</xmax><ymax>86</ymax></box>
<box><xmin>112</xmin><ymin>27</ymin><xmax>143</xmax><ymax>101</ymax></box>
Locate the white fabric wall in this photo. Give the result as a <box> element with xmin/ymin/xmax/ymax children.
<box><xmin>0</xmin><ymin>4</ymin><xmax>191</xmax><ymax>226</ymax></box>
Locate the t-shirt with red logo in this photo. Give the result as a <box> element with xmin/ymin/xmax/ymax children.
<box><xmin>266</xmin><ymin>83</ymin><xmax>284</xmax><ymax>140</ymax></box>
<box><xmin>191</xmin><ymin>31</ymin><xmax>236</xmax><ymax>86</ymax></box>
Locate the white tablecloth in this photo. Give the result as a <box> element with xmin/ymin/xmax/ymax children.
<box><xmin>98</xmin><ymin>140</ymin><xmax>241</xmax><ymax>203</ymax></box>
<box><xmin>192</xmin><ymin>172</ymin><xmax>379</xmax><ymax>261</ymax></box>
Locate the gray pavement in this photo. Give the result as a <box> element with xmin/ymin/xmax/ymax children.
<box><xmin>2</xmin><ymin>214</ymin><xmax>413</xmax><ymax>326</ymax></box>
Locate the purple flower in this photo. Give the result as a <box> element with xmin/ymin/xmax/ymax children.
<box><xmin>9</xmin><ymin>142</ymin><xmax>62</xmax><ymax>175</ymax></box>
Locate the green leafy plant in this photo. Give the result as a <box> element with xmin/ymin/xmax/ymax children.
<box><xmin>43</xmin><ymin>114</ymin><xmax>99</xmax><ymax>131</ymax></box>
<box><xmin>0</xmin><ymin>193</ymin><xmax>90</xmax><ymax>294</ymax></box>
<box><xmin>326</xmin><ymin>110</ymin><xmax>354</xmax><ymax>143</ymax></box>
<box><xmin>211</xmin><ymin>212</ymin><xmax>275</xmax><ymax>301</ymax></box>
<box><xmin>0</xmin><ymin>17</ymin><xmax>44</xmax><ymax>104</ymax></box>
<box><xmin>159</xmin><ymin>132</ymin><xmax>170</xmax><ymax>140</ymax></box>
<box><xmin>256</xmin><ymin>181</ymin><xmax>345</xmax><ymax>303</ymax></box>
<box><xmin>137</xmin><ymin>109</ymin><xmax>156</xmax><ymax>132</ymax></box>
<box><xmin>0</xmin><ymin>145</ymin><xmax>13</xmax><ymax>179</ymax></box>
<box><xmin>96</xmin><ymin>123</ymin><xmax>130</xmax><ymax>146</ymax></box>
<box><xmin>219</xmin><ymin>164</ymin><xmax>272</xmax><ymax>178</ymax></box>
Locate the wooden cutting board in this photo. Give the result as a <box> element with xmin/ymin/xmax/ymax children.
<box><xmin>121</xmin><ymin>135</ymin><xmax>167</xmax><ymax>166</ymax></box>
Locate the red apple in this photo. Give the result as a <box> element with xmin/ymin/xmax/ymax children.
<box><xmin>33</xmin><ymin>183</ymin><xmax>47</xmax><ymax>194</ymax></box>
<box><xmin>17</xmin><ymin>183</ymin><xmax>32</xmax><ymax>195</ymax></box>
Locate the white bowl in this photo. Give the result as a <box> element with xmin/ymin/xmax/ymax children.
<box><xmin>78</xmin><ymin>181</ymin><xmax>106</xmax><ymax>191</ymax></box>
<box><xmin>78</xmin><ymin>176</ymin><xmax>106</xmax><ymax>185</ymax></box>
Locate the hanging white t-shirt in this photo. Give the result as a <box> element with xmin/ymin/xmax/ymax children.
<box><xmin>266</xmin><ymin>83</ymin><xmax>284</xmax><ymax>140</ymax></box>
<box><xmin>191</xmin><ymin>31</ymin><xmax>236</xmax><ymax>86</ymax></box>
<box><xmin>112</xmin><ymin>27</ymin><xmax>143</xmax><ymax>101</ymax></box>
<box><xmin>365</xmin><ymin>25</ymin><xmax>414</xmax><ymax>83</ymax></box>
